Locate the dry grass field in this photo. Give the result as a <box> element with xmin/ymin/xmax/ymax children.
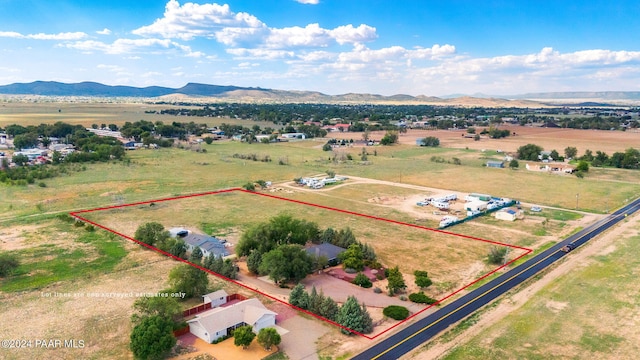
<box><xmin>0</xmin><ymin>101</ymin><xmax>270</xmax><ymax>128</ymax></box>
<box><xmin>332</xmin><ymin>126</ymin><xmax>640</xmax><ymax>155</ymax></box>
<box><xmin>428</xmin><ymin>215</ymin><xmax>640</xmax><ymax>360</ymax></box>
<box><xmin>79</xmin><ymin>188</ymin><xmax>527</xmax><ymax>302</ymax></box>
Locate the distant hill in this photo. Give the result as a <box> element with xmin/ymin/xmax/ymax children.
<box><xmin>1</xmin><ymin>81</ymin><xmax>637</xmax><ymax>106</ymax></box>
<box><xmin>510</xmin><ymin>91</ymin><xmax>640</xmax><ymax>101</ymax></box>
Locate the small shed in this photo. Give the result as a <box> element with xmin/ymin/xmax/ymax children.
<box><xmin>495</xmin><ymin>207</ymin><xmax>522</xmax><ymax>221</ymax></box>
<box><xmin>203</xmin><ymin>289</ymin><xmax>228</xmax><ymax>308</ymax></box>
<box><xmin>486</xmin><ymin>160</ymin><xmax>505</xmax><ymax>168</ymax></box>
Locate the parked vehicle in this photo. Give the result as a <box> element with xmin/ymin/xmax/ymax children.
<box><xmin>531</xmin><ymin>206</ymin><xmax>542</xmax><ymax>212</ymax></box>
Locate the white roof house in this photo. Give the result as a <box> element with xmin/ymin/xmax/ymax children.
<box><xmin>187</xmin><ymin>298</ymin><xmax>277</xmax><ymax>343</ymax></box>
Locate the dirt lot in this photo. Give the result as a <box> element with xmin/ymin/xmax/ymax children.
<box><xmin>330</xmin><ymin>126</ymin><xmax>640</xmax><ymax>154</ymax></box>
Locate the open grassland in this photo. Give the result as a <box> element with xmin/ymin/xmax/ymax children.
<box><xmin>80</xmin><ymin>189</ymin><xmax>522</xmax><ymax>300</ymax></box>
<box><xmin>0</xmin><ymin>221</ymin><xmax>127</xmax><ymax>292</ymax></box>
<box><xmin>333</xmin><ymin>126</ymin><xmax>640</xmax><ymax>154</ymax></box>
<box><xmin>0</xmin><ymin>215</ymin><xmax>247</xmax><ymax>360</ymax></box>
<box><xmin>437</xmin><ymin>218</ymin><xmax>640</xmax><ymax>360</ymax></box>
<box><xmin>0</xmin><ymin>101</ymin><xmax>273</xmax><ymax>128</ymax></box>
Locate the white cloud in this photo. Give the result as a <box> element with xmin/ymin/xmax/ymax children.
<box><xmin>329</xmin><ymin>24</ymin><xmax>377</xmax><ymax>45</ymax></box>
<box><xmin>64</xmin><ymin>38</ymin><xmax>203</xmax><ymax>57</ymax></box>
<box><xmin>0</xmin><ymin>31</ymin><xmax>87</xmax><ymax>40</ymax></box>
<box><xmin>133</xmin><ymin>1</ymin><xmax>376</xmax><ymax>49</ymax></box>
<box><xmin>295</xmin><ymin>0</ymin><xmax>320</xmax><ymax>4</ymax></box>
<box><xmin>97</xmin><ymin>28</ymin><xmax>112</xmax><ymax>35</ymax></box>
<box><xmin>227</xmin><ymin>48</ymin><xmax>295</xmax><ymax>60</ymax></box>
<box><xmin>0</xmin><ymin>31</ymin><xmax>23</xmax><ymax>38</ymax></box>
<box><xmin>27</xmin><ymin>32</ymin><xmax>88</xmax><ymax>40</ymax></box>
<box><xmin>133</xmin><ymin>0</ymin><xmax>266</xmax><ymax>41</ymax></box>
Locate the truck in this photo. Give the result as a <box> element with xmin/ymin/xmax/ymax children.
<box><xmin>560</xmin><ymin>243</ymin><xmax>576</xmax><ymax>253</ymax></box>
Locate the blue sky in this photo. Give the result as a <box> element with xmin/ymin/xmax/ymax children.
<box><xmin>1</xmin><ymin>0</ymin><xmax>639</xmax><ymax>96</ymax></box>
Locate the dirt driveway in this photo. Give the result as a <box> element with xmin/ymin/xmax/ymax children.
<box><xmin>302</xmin><ymin>271</ymin><xmax>424</xmax><ymax>313</ymax></box>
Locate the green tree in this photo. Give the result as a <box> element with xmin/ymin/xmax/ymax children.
<box><xmin>508</xmin><ymin>159</ymin><xmax>519</xmax><ymax>169</ymax></box>
<box><xmin>308</xmin><ymin>286</ymin><xmax>323</xmax><ymax>314</ymax></box>
<box><xmin>12</xmin><ymin>132</ymin><xmax>39</xmax><ymax>150</ymax></box>
<box><xmin>134</xmin><ymin>222</ymin><xmax>169</xmax><ymax>247</ymax></box>
<box><xmin>488</xmin><ymin>246</ymin><xmax>508</xmax><ymax>265</ymax></box>
<box><xmin>339</xmin><ymin>244</ymin><xmax>365</xmax><ymax>271</ymax></box>
<box><xmin>189</xmin><ymin>247</ymin><xmax>203</xmax><ymax>264</ymax></box>
<box><xmin>621</xmin><ymin>147</ymin><xmax>640</xmax><ymax>169</ymax></box>
<box><xmin>259</xmin><ymin>244</ymin><xmax>313</xmax><ymax>285</ymax></box>
<box><xmin>516</xmin><ymin>144</ymin><xmax>543</xmax><ymax>161</ymax></box>
<box><xmin>380</xmin><ymin>131</ymin><xmax>399</xmax><ymax>145</ymax></box>
<box><xmin>0</xmin><ymin>252</ymin><xmax>20</xmax><ymax>276</ymax></box>
<box><xmin>169</xmin><ymin>240</ymin><xmax>187</xmax><ymax>259</ymax></box>
<box><xmin>564</xmin><ymin>146</ymin><xmax>578</xmax><ymax>159</ymax></box>
<box><xmin>337</xmin><ymin>296</ymin><xmax>373</xmax><ymax>335</ymax></box>
<box><xmin>246</xmin><ymin>250</ymin><xmax>263</xmax><ymax>274</ymax></box>
<box><xmin>353</xmin><ymin>273</ymin><xmax>373</xmax><ymax>288</ymax></box>
<box><xmin>319</xmin><ymin>295</ymin><xmax>340</xmax><ymax>321</ymax></box>
<box><xmin>576</xmin><ymin>160</ymin><xmax>589</xmax><ymax>172</ymax></box>
<box><xmin>289</xmin><ymin>284</ymin><xmax>310</xmax><ymax>309</ymax></box>
<box><xmin>236</xmin><ymin>214</ymin><xmax>320</xmax><ymax>257</ymax></box>
<box><xmin>233</xmin><ymin>325</ymin><xmax>256</xmax><ymax>349</ymax></box>
<box><xmin>168</xmin><ymin>264</ymin><xmax>208</xmax><ymax>299</ymax></box>
<box><xmin>131</xmin><ymin>296</ymin><xmax>182</xmax><ymax>325</ymax></box>
<box><xmin>581</xmin><ymin>149</ymin><xmax>594</xmax><ymax>161</ymax></box>
<box><xmin>386</xmin><ymin>266</ymin><xmax>406</xmax><ymax>295</ymax></box>
<box><xmin>257</xmin><ymin>327</ymin><xmax>281</xmax><ymax>351</ymax></box>
<box><xmin>129</xmin><ymin>315</ymin><xmax>176</xmax><ymax>360</ymax></box>
<box><xmin>414</xmin><ymin>270</ymin><xmax>432</xmax><ymax>289</ymax></box>
<box><xmin>419</xmin><ymin>136</ymin><xmax>440</xmax><ymax>147</ymax></box>
<box><xmin>12</xmin><ymin>154</ymin><xmax>29</xmax><ymax>166</ymax></box>
<box><xmin>242</xmin><ymin>182</ymin><xmax>256</xmax><ymax>191</ymax></box>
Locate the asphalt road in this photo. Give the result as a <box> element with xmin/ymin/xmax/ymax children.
<box><xmin>353</xmin><ymin>197</ymin><xmax>640</xmax><ymax>360</ymax></box>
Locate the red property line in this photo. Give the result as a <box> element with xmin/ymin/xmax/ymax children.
<box><xmin>70</xmin><ymin>188</ymin><xmax>533</xmax><ymax>340</ymax></box>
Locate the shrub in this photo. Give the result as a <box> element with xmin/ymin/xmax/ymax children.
<box><xmin>409</xmin><ymin>292</ymin><xmax>437</xmax><ymax>304</ymax></box>
<box><xmin>57</xmin><ymin>214</ymin><xmax>75</xmax><ymax>223</ymax></box>
<box><xmin>373</xmin><ymin>287</ymin><xmax>382</xmax><ymax>294</ymax></box>
<box><xmin>74</xmin><ymin>220</ymin><xmax>85</xmax><ymax>227</ymax></box>
<box><xmin>38</xmin><ymin>182</ymin><xmax>47</xmax><ymax>187</ymax></box>
<box><xmin>352</xmin><ymin>273</ymin><xmax>372</xmax><ymax>288</ymax></box>
<box><xmin>344</xmin><ymin>267</ymin><xmax>357</xmax><ymax>274</ymax></box>
<box><xmin>399</xmin><ymin>295</ymin><xmax>407</xmax><ymax>301</ymax></box>
<box><xmin>85</xmin><ymin>225</ymin><xmax>95</xmax><ymax>232</ymax></box>
<box><xmin>383</xmin><ymin>305</ymin><xmax>409</xmax><ymax>320</ymax></box>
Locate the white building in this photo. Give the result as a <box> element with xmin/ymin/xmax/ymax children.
<box><xmin>187</xmin><ymin>298</ymin><xmax>277</xmax><ymax>343</ymax></box>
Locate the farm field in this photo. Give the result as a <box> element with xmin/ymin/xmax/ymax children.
<box><xmin>78</xmin><ymin>187</ymin><xmax>528</xmax><ymax>305</ymax></box>
<box><xmin>417</xmin><ymin>214</ymin><xmax>640</xmax><ymax>360</ymax></box>
<box><xmin>0</xmin><ymin>100</ymin><xmax>273</xmax><ymax>128</ymax></box>
<box><xmin>332</xmin><ymin>125</ymin><xmax>640</xmax><ymax>155</ymax></box>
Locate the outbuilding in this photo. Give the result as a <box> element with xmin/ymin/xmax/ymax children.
<box><xmin>495</xmin><ymin>207</ymin><xmax>523</xmax><ymax>221</ymax></box>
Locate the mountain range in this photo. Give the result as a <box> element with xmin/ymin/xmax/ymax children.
<box><xmin>0</xmin><ymin>81</ymin><xmax>639</xmax><ymax>106</ymax></box>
